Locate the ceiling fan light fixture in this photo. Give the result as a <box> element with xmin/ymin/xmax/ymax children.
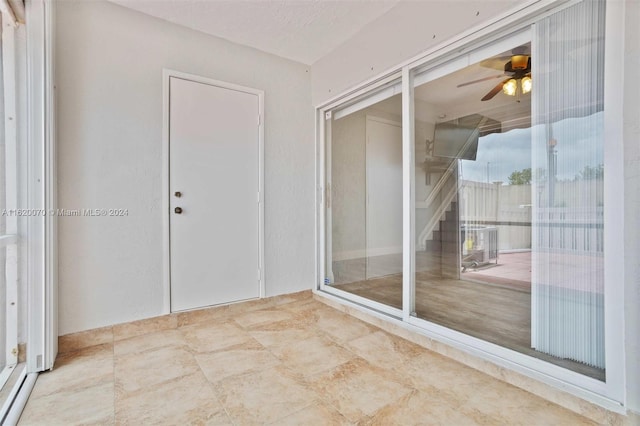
<box><xmin>522</xmin><ymin>76</ymin><xmax>532</xmax><ymax>94</ymax></box>
<box><xmin>511</xmin><ymin>55</ymin><xmax>529</xmax><ymax>70</ymax></box>
<box><xmin>503</xmin><ymin>78</ymin><xmax>517</xmax><ymax>96</ymax></box>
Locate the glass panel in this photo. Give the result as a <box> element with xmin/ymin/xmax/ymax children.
<box><xmin>324</xmin><ymin>79</ymin><xmax>403</xmax><ymax>309</ymax></box>
<box><xmin>411</xmin><ymin>0</ymin><xmax>605</xmax><ymax>380</ymax></box>
<box><xmin>530</xmin><ymin>0</ymin><xmax>606</xmax><ymax>375</ymax></box>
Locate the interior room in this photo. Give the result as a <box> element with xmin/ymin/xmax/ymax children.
<box><xmin>0</xmin><ymin>0</ymin><xmax>638</xmax><ymax>424</ymax></box>
<box><xmin>327</xmin><ymin>41</ymin><xmax>604</xmax><ymax>380</ymax></box>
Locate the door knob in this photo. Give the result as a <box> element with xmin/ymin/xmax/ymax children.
<box><xmin>175</xmin><ymin>191</ymin><xmax>182</xmax><ymax>198</ymax></box>
<box><xmin>174</xmin><ymin>207</ymin><xmax>183</xmax><ymax>214</ymax></box>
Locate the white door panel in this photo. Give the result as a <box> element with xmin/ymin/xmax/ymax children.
<box><xmin>170</xmin><ymin>77</ymin><xmax>260</xmax><ymax>311</ymax></box>
<box><xmin>366</xmin><ymin>117</ymin><xmax>403</xmax><ymax>279</ymax></box>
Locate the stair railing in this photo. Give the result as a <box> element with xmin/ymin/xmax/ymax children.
<box><xmin>416</xmin><ymin>116</ymin><xmax>488</xmax><ymax>249</ymax></box>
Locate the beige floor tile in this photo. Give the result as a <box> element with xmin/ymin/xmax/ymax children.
<box><xmin>400</xmin><ymin>351</ymin><xmax>493</xmax><ymax>398</ymax></box>
<box><xmin>115</xmin><ymin>345</ymin><xmax>200</xmax><ymax>396</ymax></box>
<box><xmin>274</xmin><ymin>289</ymin><xmax>313</xmax><ymax>304</ymax></box>
<box><xmin>367</xmin><ymin>390</ymin><xmax>479</xmax><ymax>426</ymax></box>
<box><xmin>115</xmin><ymin>372</ymin><xmax>230</xmax><ymax>425</ymax></box>
<box><xmin>195</xmin><ymin>343</ymin><xmax>280</xmax><ymax>383</ymax></box>
<box><xmin>18</xmin><ymin>295</ymin><xmax>617</xmax><ymax>425</ymax></box>
<box><xmin>176</xmin><ymin>305</ymin><xmax>230</xmax><ymax>328</ymax></box>
<box><xmin>214</xmin><ymin>366</ymin><xmax>319</xmax><ymax>424</ymax></box>
<box><xmin>19</xmin><ymin>381</ymin><xmax>114</xmax><ymax>425</ymax></box>
<box><xmin>248</xmin><ymin>325</ymin><xmax>318</xmax><ymax>349</ymax></box>
<box><xmin>347</xmin><ymin>331</ymin><xmax>426</xmax><ymax>371</ymax></box>
<box><xmin>269</xmin><ymin>334</ymin><xmax>356</xmax><ymax>378</ymax></box>
<box><xmin>270</xmin><ymin>401</ymin><xmax>352</xmax><ymax>425</ymax></box>
<box><xmin>225</xmin><ymin>291</ymin><xmax>309</xmax><ymax>315</ymax></box>
<box><xmin>232</xmin><ymin>308</ymin><xmax>296</xmax><ymax>329</ymax></box>
<box><xmin>315</xmin><ymin>311</ymin><xmax>378</xmax><ymax>344</ymax></box>
<box><xmin>180</xmin><ymin>321</ymin><xmax>254</xmax><ymax>353</ymax></box>
<box><xmin>114</xmin><ymin>329</ymin><xmax>187</xmax><ymax>356</ymax></box>
<box><xmin>29</xmin><ymin>344</ymin><xmax>114</xmax><ymax>399</ymax></box>
<box><xmin>283</xmin><ymin>297</ymin><xmax>340</xmax><ymax>317</ymax></box>
<box><xmin>310</xmin><ymin>358</ymin><xmax>413</xmax><ymax>423</ymax></box>
<box><xmin>225</xmin><ymin>297</ymin><xmax>270</xmax><ymax>314</ymax></box>
<box><xmin>460</xmin><ymin>381</ymin><xmax>597</xmax><ymax>425</ymax></box>
<box><xmin>113</xmin><ymin>314</ymin><xmax>178</xmax><ymax>341</ymax></box>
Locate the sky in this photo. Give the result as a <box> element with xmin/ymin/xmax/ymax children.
<box><xmin>460</xmin><ymin>112</ymin><xmax>604</xmax><ymax>184</ymax></box>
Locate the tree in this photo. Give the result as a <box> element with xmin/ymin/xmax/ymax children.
<box><xmin>508</xmin><ymin>168</ymin><xmax>532</xmax><ymax>185</ymax></box>
<box><xmin>575</xmin><ymin>164</ymin><xmax>604</xmax><ymax>180</ymax></box>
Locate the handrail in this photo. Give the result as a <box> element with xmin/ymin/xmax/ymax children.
<box><xmin>421</xmin><ymin>159</ymin><xmax>456</xmax><ymax>208</ymax></box>
<box><xmin>418</xmin><ymin>182</ymin><xmax>458</xmax><ymax>248</ymax></box>
<box><xmin>416</xmin><ymin>116</ymin><xmax>489</xmax><ymax>249</ymax></box>
<box><xmin>420</xmin><ymin>115</ymin><xmax>488</xmax><ymax>207</ymax></box>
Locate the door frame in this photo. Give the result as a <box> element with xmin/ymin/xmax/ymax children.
<box><xmin>162</xmin><ymin>69</ymin><xmax>265</xmax><ymax>313</ymax></box>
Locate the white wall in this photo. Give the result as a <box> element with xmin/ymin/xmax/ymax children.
<box><xmin>311</xmin><ymin>0</ymin><xmax>523</xmax><ymax>106</ymax></box>
<box><xmin>623</xmin><ymin>0</ymin><xmax>640</xmax><ymax>414</ymax></box>
<box><xmin>55</xmin><ymin>0</ymin><xmax>315</xmax><ymax>335</ymax></box>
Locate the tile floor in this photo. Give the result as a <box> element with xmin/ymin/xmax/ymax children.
<box><xmin>18</xmin><ymin>293</ymin><xmax>596</xmax><ymax>425</ymax></box>
<box><xmin>463</xmin><ymin>251</ymin><xmax>532</xmax><ymax>290</ymax></box>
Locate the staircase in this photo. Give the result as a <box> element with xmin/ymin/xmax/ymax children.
<box><xmin>417</xmin><ymin>158</ymin><xmax>460</xmax><ymax>278</ymax></box>
<box><xmin>424</xmin><ymin>199</ymin><xmax>460</xmax><ymax>278</ymax></box>
<box><xmin>425</xmin><ymin>200</ymin><xmax>458</xmax><ymax>252</ymax></box>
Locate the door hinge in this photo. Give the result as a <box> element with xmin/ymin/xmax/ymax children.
<box><xmin>258</xmin><ymin>114</ymin><xmax>262</xmax><ymax>126</ymax></box>
<box><xmin>257</xmin><ymin>191</ymin><xmax>261</xmax><ymax>203</ymax></box>
<box><xmin>257</xmin><ymin>268</ymin><xmax>261</xmax><ymax>281</ymax></box>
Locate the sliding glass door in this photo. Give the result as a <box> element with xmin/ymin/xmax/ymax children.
<box><xmin>530</xmin><ymin>0</ymin><xmax>606</xmax><ymax>375</ymax></box>
<box><xmin>411</xmin><ymin>42</ymin><xmax>537</xmax><ymax>362</ymax></box>
<box><xmin>322</xmin><ymin>79</ymin><xmax>404</xmax><ymax>313</ymax></box>
<box><xmin>409</xmin><ymin>0</ymin><xmax>606</xmax><ymax>378</ymax></box>
<box><xmin>319</xmin><ymin>0</ymin><xmax>622</xmax><ymax>403</ymax></box>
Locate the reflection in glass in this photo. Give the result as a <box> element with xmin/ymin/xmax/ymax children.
<box><xmin>324</xmin><ymin>82</ymin><xmax>403</xmax><ymax>309</ymax></box>
<box><xmin>530</xmin><ymin>0</ymin><xmax>606</xmax><ymax>373</ymax></box>
<box><xmin>410</xmin><ymin>0</ymin><xmax>605</xmax><ymax>380</ymax></box>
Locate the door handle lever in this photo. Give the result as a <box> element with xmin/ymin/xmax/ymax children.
<box><xmin>174</xmin><ymin>207</ymin><xmax>183</xmax><ymax>214</ymax></box>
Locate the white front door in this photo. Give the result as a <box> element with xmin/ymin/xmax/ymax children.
<box><xmin>169</xmin><ymin>76</ymin><xmax>261</xmax><ymax>312</ymax></box>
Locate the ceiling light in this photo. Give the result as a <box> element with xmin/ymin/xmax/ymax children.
<box><xmin>521</xmin><ymin>76</ymin><xmax>532</xmax><ymax>94</ymax></box>
<box><xmin>503</xmin><ymin>79</ymin><xmax>517</xmax><ymax>96</ymax></box>
<box><xmin>511</xmin><ymin>55</ymin><xmax>529</xmax><ymax>70</ymax></box>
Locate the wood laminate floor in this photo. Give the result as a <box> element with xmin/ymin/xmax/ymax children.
<box><xmin>333</xmin><ymin>271</ymin><xmax>605</xmax><ymax>381</ymax></box>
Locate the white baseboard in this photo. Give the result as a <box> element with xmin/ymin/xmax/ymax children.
<box><xmin>333</xmin><ymin>246</ymin><xmax>402</xmax><ymax>261</ymax></box>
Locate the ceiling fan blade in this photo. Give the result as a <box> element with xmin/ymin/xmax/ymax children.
<box><xmin>481</xmin><ymin>79</ymin><xmax>510</xmax><ymax>101</ymax></box>
<box><xmin>457</xmin><ymin>74</ymin><xmax>505</xmax><ymax>88</ymax></box>
<box><xmin>479</xmin><ymin>56</ymin><xmax>512</xmax><ymax>70</ymax></box>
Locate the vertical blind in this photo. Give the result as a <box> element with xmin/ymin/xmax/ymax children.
<box><xmin>531</xmin><ymin>0</ymin><xmax>606</xmax><ymax>369</ymax></box>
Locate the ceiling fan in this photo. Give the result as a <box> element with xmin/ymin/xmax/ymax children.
<box><xmin>457</xmin><ymin>47</ymin><xmax>532</xmax><ymax>101</ymax></box>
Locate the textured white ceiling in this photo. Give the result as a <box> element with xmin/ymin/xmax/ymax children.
<box><xmin>109</xmin><ymin>0</ymin><xmax>399</xmax><ymax>65</ymax></box>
